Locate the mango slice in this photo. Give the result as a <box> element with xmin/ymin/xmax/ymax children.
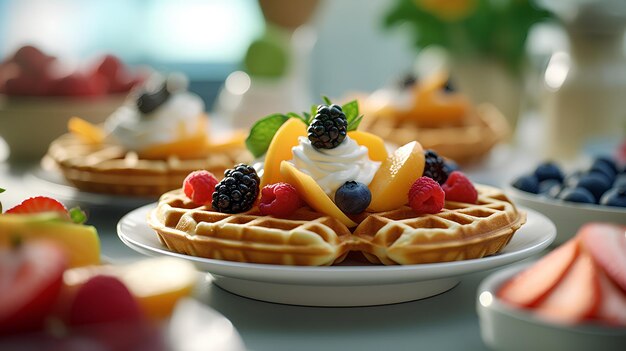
<box><xmin>64</xmin><ymin>257</ymin><xmax>198</xmax><ymax>320</ymax></box>
<box><xmin>347</xmin><ymin>130</ymin><xmax>388</xmax><ymax>162</ymax></box>
<box><xmin>261</xmin><ymin>118</ymin><xmax>307</xmax><ymax>188</ymax></box>
<box><xmin>68</xmin><ymin>117</ymin><xmax>105</xmax><ymax>144</ymax></box>
<box><xmin>280</xmin><ymin>161</ymin><xmax>357</xmax><ymax>227</ymax></box>
<box><xmin>367</xmin><ymin>141</ymin><xmax>425</xmax><ymax>212</ymax></box>
<box><xmin>0</xmin><ymin>214</ymin><xmax>100</xmax><ymax>268</ymax></box>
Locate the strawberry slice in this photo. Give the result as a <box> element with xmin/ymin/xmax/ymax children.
<box><xmin>595</xmin><ymin>269</ymin><xmax>626</xmax><ymax>326</ymax></box>
<box><xmin>535</xmin><ymin>251</ymin><xmax>601</xmax><ymax>324</ymax></box>
<box><xmin>498</xmin><ymin>238</ymin><xmax>579</xmax><ymax>307</ymax></box>
<box><xmin>579</xmin><ymin>222</ymin><xmax>626</xmax><ymax>292</ymax></box>
<box><xmin>5</xmin><ymin>196</ymin><xmax>69</xmax><ymax>220</ymax></box>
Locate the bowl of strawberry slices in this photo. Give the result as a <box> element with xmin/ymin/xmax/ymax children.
<box><xmin>0</xmin><ymin>45</ymin><xmax>146</xmax><ymax>162</ymax></box>
<box><xmin>477</xmin><ymin>222</ymin><xmax>626</xmax><ymax>351</ymax></box>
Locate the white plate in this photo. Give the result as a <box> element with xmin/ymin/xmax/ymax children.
<box><xmin>506</xmin><ymin>186</ymin><xmax>626</xmax><ymax>245</ymax></box>
<box><xmin>26</xmin><ymin>165</ymin><xmax>155</xmax><ymax>209</ymax></box>
<box><xmin>477</xmin><ymin>263</ymin><xmax>626</xmax><ymax>351</ymax></box>
<box><xmin>118</xmin><ymin>204</ymin><xmax>555</xmax><ymax>307</ymax></box>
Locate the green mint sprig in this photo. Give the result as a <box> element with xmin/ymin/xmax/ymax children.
<box><xmin>69</xmin><ymin>207</ymin><xmax>87</xmax><ymax>224</ymax></box>
<box><xmin>244</xmin><ymin>97</ymin><xmax>364</xmax><ymax>158</ymax></box>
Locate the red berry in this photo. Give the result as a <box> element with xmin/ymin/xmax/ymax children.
<box><xmin>442</xmin><ymin>171</ymin><xmax>477</xmax><ymax>203</ymax></box>
<box><xmin>6</xmin><ymin>196</ymin><xmax>69</xmax><ymax>220</ymax></box>
<box><xmin>68</xmin><ymin>275</ymin><xmax>143</xmax><ymax>326</ymax></box>
<box><xmin>11</xmin><ymin>45</ymin><xmax>55</xmax><ymax>76</ymax></box>
<box><xmin>259</xmin><ymin>182</ymin><xmax>303</xmax><ymax>218</ymax></box>
<box><xmin>183</xmin><ymin>170</ymin><xmax>218</xmax><ymax>206</ymax></box>
<box><xmin>408</xmin><ymin>177</ymin><xmax>445</xmax><ymax>214</ymax></box>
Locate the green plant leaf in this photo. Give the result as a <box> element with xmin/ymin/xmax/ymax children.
<box><xmin>322</xmin><ymin>96</ymin><xmax>332</xmax><ymax>105</ymax></box>
<box><xmin>0</xmin><ymin>188</ymin><xmax>5</xmax><ymax>193</ymax></box>
<box><xmin>69</xmin><ymin>207</ymin><xmax>87</xmax><ymax>224</ymax></box>
<box><xmin>347</xmin><ymin>115</ymin><xmax>363</xmax><ymax>132</ymax></box>
<box><xmin>287</xmin><ymin>112</ymin><xmax>307</xmax><ymax>125</ymax></box>
<box><xmin>341</xmin><ymin>100</ymin><xmax>359</xmax><ymax>121</ymax></box>
<box><xmin>245</xmin><ymin>113</ymin><xmax>290</xmax><ymax>158</ymax></box>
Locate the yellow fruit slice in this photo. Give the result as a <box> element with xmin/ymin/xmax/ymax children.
<box><xmin>347</xmin><ymin>130</ymin><xmax>388</xmax><ymax>162</ymax></box>
<box><xmin>367</xmin><ymin>141</ymin><xmax>425</xmax><ymax>212</ymax></box>
<box><xmin>0</xmin><ymin>214</ymin><xmax>100</xmax><ymax>268</ymax></box>
<box><xmin>138</xmin><ymin>133</ymin><xmax>209</xmax><ymax>160</ymax></box>
<box><xmin>280</xmin><ymin>161</ymin><xmax>357</xmax><ymax>227</ymax></box>
<box><xmin>207</xmin><ymin>130</ymin><xmax>247</xmax><ymax>152</ymax></box>
<box><xmin>63</xmin><ymin>257</ymin><xmax>197</xmax><ymax>320</ymax></box>
<box><xmin>261</xmin><ymin>118</ymin><xmax>307</xmax><ymax>188</ymax></box>
<box><xmin>68</xmin><ymin>117</ymin><xmax>105</xmax><ymax>144</ymax></box>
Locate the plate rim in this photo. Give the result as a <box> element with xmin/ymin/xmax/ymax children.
<box><xmin>117</xmin><ymin>203</ymin><xmax>556</xmax><ymax>284</ymax></box>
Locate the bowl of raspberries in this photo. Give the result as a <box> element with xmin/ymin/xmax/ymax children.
<box><xmin>507</xmin><ymin>155</ymin><xmax>626</xmax><ymax>244</ymax></box>
<box><xmin>0</xmin><ymin>45</ymin><xmax>145</xmax><ymax>161</ymax></box>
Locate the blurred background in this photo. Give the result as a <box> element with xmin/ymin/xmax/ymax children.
<box><xmin>0</xmin><ymin>0</ymin><xmax>625</xmax><ymax>163</ymax></box>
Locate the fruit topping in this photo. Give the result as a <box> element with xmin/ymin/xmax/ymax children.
<box><xmin>599</xmin><ymin>186</ymin><xmax>626</xmax><ymax>207</ymax></box>
<box><xmin>212</xmin><ymin>164</ymin><xmax>260</xmax><ymax>214</ymax></box>
<box><xmin>557</xmin><ymin>187</ymin><xmax>596</xmax><ymax>204</ymax></box>
<box><xmin>259</xmin><ymin>182</ymin><xmax>303</xmax><ymax>218</ymax></box>
<box><xmin>408</xmin><ymin>176</ymin><xmax>445</xmax><ymax>214</ymax></box>
<box><xmin>534</xmin><ymin>162</ymin><xmax>564</xmax><ymax>182</ymax></box>
<box><xmin>512</xmin><ymin>174</ymin><xmax>540</xmax><ymax>194</ymax></box>
<box><xmin>68</xmin><ymin>275</ymin><xmax>143</xmax><ymax>326</ymax></box>
<box><xmin>258</xmin><ymin>117</ymin><xmax>307</xmax><ymax>188</ymax></box>
<box><xmin>137</xmin><ymin>82</ymin><xmax>171</xmax><ymax>114</ymax></box>
<box><xmin>6</xmin><ymin>196</ymin><xmax>69</xmax><ymax>220</ymax></box>
<box><xmin>334</xmin><ymin>181</ymin><xmax>372</xmax><ymax>214</ymax></box>
<box><xmin>573</xmin><ymin>174</ymin><xmax>611</xmax><ymax>202</ymax></box>
<box><xmin>441</xmin><ymin>171</ymin><xmax>477</xmax><ymax>203</ymax></box>
<box><xmin>307</xmin><ymin>104</ymin><xmax>348</xmax><ymax>149</ymax></box>
<box><xmin>368</xmin><ymin>141</ymin><xmax>425</xmax><ymax>212</ymax></box>
<box><xmin>280</xmin><ymin>161</ymin><xmax>357</xmax><ymax>227</ymax></box>
<box><xmin>423</xmin><ymin>150</ymin><xmax>449</xmax><ymax>184</ymax></box>
<box><xmin>347</xmin><ymin>130</ymin><xmax>388</xmax><ymax>162</ymax></box>
<box><xmin>0</xmin><ymin>240</ymin><xmax>67</xmax><ymax>335</ymax></box>
<box><xmin>183</xmin><ymin>170</ymin><xmax>219</xmax><ymax>206</ymax></box>
<box><xmin>579</xmin><ymin>223</ymin><xmax>626</xmax><ymax>292</ymax></box>
<box><xmin>68</xmin><ymin>117</ymin><xmax>106</xmax><ymax>144</ymax></box>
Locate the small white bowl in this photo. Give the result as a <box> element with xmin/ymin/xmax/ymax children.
<box><xmin>0</xmin><ymin>94</ymin><xmax>126</xmax><ymax>162</ymax></box>
<box><xmin>477</xmin><ymin>263</ymin><xmax>626</xmax><ymax>351</ymax></box>
<box><xmin>506</xmin><ymin>186</ymin><xmax>626</xmax><ymax>245</ymax></box>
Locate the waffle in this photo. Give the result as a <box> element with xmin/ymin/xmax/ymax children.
<box><xmin>148</xmin><ymin>185</ymin><xmax>526</xmax><ymax>266</ymax></box>
<box><xmin>45</xmin><ymin>133</ymin><xmax>252</xmax><ymax>197</ymax></box>
<box><xmin>360</xmin><ymin>103</ymin><xmax>509</xmax><ymax>164</ymax></box>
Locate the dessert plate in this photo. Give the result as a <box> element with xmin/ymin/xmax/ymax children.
<box><xmin>118</xmin><ymin>204</ymin><xmax>555</xmax><ymax>307</ymax></box>
<box><xmin>506</xmin><ymin>186</ymin><xmax>626</xmax><ymax>245</ymax></box>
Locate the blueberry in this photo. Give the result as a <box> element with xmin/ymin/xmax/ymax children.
<box><xmin>588</xmin><ymin>161</ymin><xmax>616</xmax><ymax>184</ymax></box>
<box><xmin>512</xmin><ymin>175</ymin><xmax>540</xmax><ymax>194</ymax></box>
<box><xmin>563</xmin><ymin>171</ymin><xmax>583</xmax><ymax>188</ymax></box>
<box><xmin>614</xmin><ymin>174</ymin><xmax>626</xmax><ymax>189</ymax></box>
<box><xmin>600</xmin><ymin>186</ymin><xmax>626</xmax><ymax>207</ymax></box>
<box><xmin>335</xmin><ymin>181</ymin><xmax>371</xmax><ymax>214</ymax></box>
<box><xmin>593</xmin><ymin>156</ymin><xmax>618</xmax><ymax>174</ymax></box>
<box><xmin>443</xmin><ymin>159</ymin><xmax>460</xmax><ymax>174</ymax></box>
<box><xmin>534</xmin><ymin>162</ymin><xmax>564</xmax><ymax>182</ymax></box>
<box><xmin>558</xmin><ymin>187</ymin><xmax>596</xmax><ymax>204</ymax></box>
<box><xmin>574</xmin><ymin>174</ymin><xmax>612</xmax><ymax>202</ymax></box>
<box><xmin>538</xmin><ymin>179</ymin><xmax>561</xmax><ymax>197</ymax></box>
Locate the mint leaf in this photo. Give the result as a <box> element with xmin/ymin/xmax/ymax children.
<box><xmin>245</xmin><ymin>113</ymin><xmax>290</xmax><ymax>158</ymax></box>
<box><xmin>341</xmin><ymin>100</ymin><xmax>359</xmax><ymax>121</ymax></box>
<box><xmin>0</xmin><ymin>188</ymin><xmax>5</xmax><ymax>193</ymax></box>
<box><xmin>322</xmin><ymin>96</ymin><xmax>332</xmax><ymax>105</ymax></box>
<box><xmin>347</xmin><ymin>115</ymin><xmax>363</xmax><ymax>131</ymax></box>
<box><xmin>286</xmin><ymin>112</ymin><xmax>307</xmax><ymax>125</ymax></box>
<box><xmin>69</xmin><ymin>207</ymin><xmax>87</xmax><ymax>224</ymax></box>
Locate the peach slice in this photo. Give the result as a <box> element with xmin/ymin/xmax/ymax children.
<box><xmin>138</xmin><ymin>133</ymin><xmax>209</xmax><ymax>160</ymax></box>
<box><xmin>260</xmin><ymin>118</ymin><xmax>307</xmax><ymax>189</ymax></box>
<box><xmin>367</xmin><ymin>141</ymin><xmax>425</xmax><ymax>212</ymax></box>
<box><xmin>280</xmin><ymin>161</ymin><xmax>357</xmax><ymax>227</ymax></box>
<box><xmin>68</xmin><ymin>117</ymin><xmax>105</xmax><ymax>144</ymax></box>
<box><xmin>347</xmin><ymin>130</ymin><xmax>388</xmax><ymax>162</ymax></box>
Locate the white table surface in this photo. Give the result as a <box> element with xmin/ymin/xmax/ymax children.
<box><xmin>0</xmin><ymin>141</ymin><xmax>544</xmax><ymax>351</ymax></box>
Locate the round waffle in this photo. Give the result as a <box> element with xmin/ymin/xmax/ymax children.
<box><xmin>359</xmin><ymin>103</ymin><xmax>509</xmax><ymax>163</ymax></box>
<box><xmin>148</xmin><ymin>185</ymin><xmax>526</xmax><ymax>266</ymax></box>
<box><xmin>45</xmin><ymin>133</ymin><xmax>252</xmax><ymax>197</ymax></box>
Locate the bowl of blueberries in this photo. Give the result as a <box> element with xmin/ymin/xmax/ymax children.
<box><xmin>507</xmin><ymin>155</ymin><xmax>626</xmax><ymax>244</ymax></box>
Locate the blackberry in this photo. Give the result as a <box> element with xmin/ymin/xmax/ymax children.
<box><xmin>307</xmin><ymin>104</ymin><xmax>347</xmax><ymax>149</ymax></box>
<box><xmin>423</xmin><ymin>150</ymin><xmax>449</xmax><ymax>184</ymax></box>
<box><xmin>211</xmin><ymin>164</ymin><xmax>260</xmax><ymax>213</ymax></box>
<box><xmin>137</xmin><ymin>82</ymin><xmax>170</xmax><ymax>114</ymax></box>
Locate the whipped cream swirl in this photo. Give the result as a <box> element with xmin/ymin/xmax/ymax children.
<box><xmin>291</xmin><ymin>136</ymin><xmax>380</xmax><ymax>196</ymax></box>
<box><xmin>105</xmin><ymin>91</ymin><xmax>205</xmax><ymax>151</ymax></box>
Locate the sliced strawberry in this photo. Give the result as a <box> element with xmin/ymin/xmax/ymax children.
<box><xmin>5</xmin><ymin>196</ymin><xmax>69</xmax><ymax>220</ymax></box>
<box><xmin>579</xmin><ymin>222</ymin><xmax>626</xmax><ymax>292</ymax></box>
<box><xmin>535</xmin><ymin>251</ymin><xmax>601</xmax><ymax>324</ymax></box>
<box><xmin>595</xmin><ymin>269</ymin><xmax>626</xmax><ymax>326</ymax></box>
<box><xmin>498</xmin><ymin>238</ymin><xmax>580</xmax><ymax>308</ymax></box>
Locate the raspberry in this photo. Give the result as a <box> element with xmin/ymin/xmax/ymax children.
<box><xmin>442</xmin><ymin>171</ymin><xmax>478</xmax><ymax>203</ymax></box>
<box><xmin>259</xmin><ymin>182</ymin><xmax>303</xmax><ymax>217</ymax></box>
<box><xmin>408</xmin><ymin>177</ymin><xmax>445</xmax><ymax>214</ymax></box>
<box><xmin>183</xmin><ymin>170</ymin><xmax>218</xmax><ymax>206</ymax></box>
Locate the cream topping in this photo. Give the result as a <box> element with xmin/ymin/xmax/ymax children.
<box><xmin>290</xmin><ymin>136</ymin><xmax>380</xmax><ymax>196</ymax></box>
